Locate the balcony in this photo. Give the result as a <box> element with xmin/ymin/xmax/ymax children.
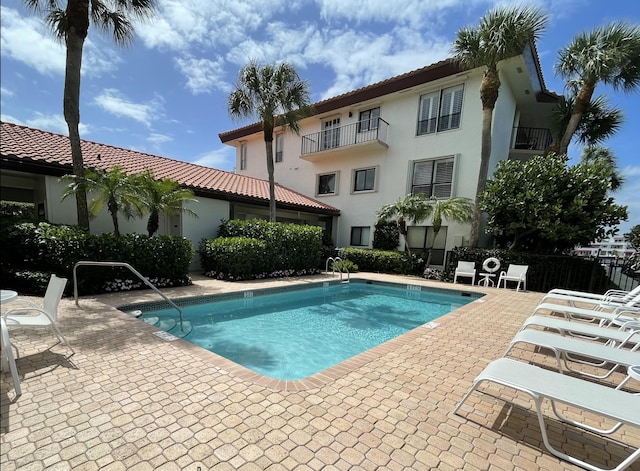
<box><xmin>300</xmin><ymin>118</ymin><xmax>389</xmax><ymax>161</ymax></box>
<box><xmin>509</xmin><ymin>126</ymin><xmax>552</xmax><ymax>161</ymax></box>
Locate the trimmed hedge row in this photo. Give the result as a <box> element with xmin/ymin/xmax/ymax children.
<box><xmin>337</xmin><ymin>247</ymin><xmax>424</xmax><ymax>275</ymax></box>
<box><xmin>1</xmin><ymin>220</ymin><xmax>194</xmax><ymax>295</ymax></box>
<box><xmin>200</xmin><ymin>219</ymin><xmax>323</xmax><ymax>280</ymax></box>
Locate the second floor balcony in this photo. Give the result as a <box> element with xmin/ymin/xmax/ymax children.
<box><xmin>509</xmin><ymin>126</ymin><xmax>552</xmax><ymax>161</ymax></box>
<box><xmin>300</xmin><ymin>118</ymin><xmax>389</xmax><ymax>161</ymax></box>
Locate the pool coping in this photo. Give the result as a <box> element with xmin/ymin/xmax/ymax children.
<box><xmin>117</xmin><ymin>277</ymin><xmax>490</xmax><ymax>392</ymax></box>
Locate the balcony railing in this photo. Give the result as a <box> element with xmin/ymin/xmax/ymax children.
<box><xmin>512</xmin><ymin>126</ymin><xmax>552</xmax><ymax>151</ymax></box>
<box><xmin>301</xmin><ymin>118</ymin><xmax>389</xmax><ymax>156</ymax></box>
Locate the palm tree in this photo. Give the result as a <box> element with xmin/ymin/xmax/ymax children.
<box><xmin>23</xmin><ymin>0</ymin><xmax>156</xmax><ymax>231</ymax></box>
<box><xmin>549</xmin><ymin>95</ymin><xmax>623</xmax><ymax>149</ymax></box>
<box><xmin>580</xmin><ymin>146</ymin><xmax>624</xmax><ymax>192</ymax></box>
<box><xmin>376</xmin><ymin>194</ymin><xmax>434</xmax><ymax>256</ymax></box>
<box><xmin>228</xmin><ymin>60</ymin><xmax>313</xmax><ymax>221</ymax></box>
<box><xmin>453</xmin><ymin>6</ymin><xmax>548</xmax><ymax>247</ymax></box>
<box><xmin>136</xmin><ymin>170</ymin><xmax>198</xmax><ymax>236</ymax></box>
<box><xmin>423</xmin><ymin>196</ymin><xmax>474</xmax><ymax>267</ymax></box>
<box><xmin>61</xmin><ymin>166</ymin><xmax>144</xmax><ymax>235</ymax></box>
<box><xmin>554</xmin><ymin>22</ymin><xmax>640</xmax><ymax>155</ymax></box>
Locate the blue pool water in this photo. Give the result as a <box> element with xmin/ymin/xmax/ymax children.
<box><xmin>133</xmin><ymin>281</ymin><xmax>481</xmax><ymax>380</ymax></box>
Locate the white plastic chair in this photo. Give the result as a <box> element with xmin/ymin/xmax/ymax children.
<box><xmin>1</xmin><ymin>318</ymin><xmax>21</xmax><ymax>396</ymax></box>
<box><xmin>3</xmin><ymin>275</ymin><xmax>74</xmax><ymax>354</ymax></box>
<box><xmin>453</xmin><ymin>261</ymin><xmax>476</xmax><ymax>285</ymax></box>
<box><xmin>497</xmin><ymin>264</ymin><xmax>528</xmax><ymax>291</ymax></box>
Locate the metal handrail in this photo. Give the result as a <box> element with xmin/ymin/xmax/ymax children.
<box><xmin>326</xmin><ymin>257</ymin><xmax>350</xmax><ymax>283</ymax></box>
<box><xmin>73</xmin><ymin>261</ymin><xmax>184</xmax><ymax>332</ymax></box>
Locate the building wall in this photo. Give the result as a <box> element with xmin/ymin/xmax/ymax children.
<box><xmin>234</xmin><ymin>69</ymin><xmax>505</xmax><ymax>258</ymax></box>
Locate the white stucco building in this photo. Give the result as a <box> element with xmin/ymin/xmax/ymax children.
<box><xmin>220</xmin><ymin>46</ymin><xmax>557</xmax><ymax>265</ymax></box>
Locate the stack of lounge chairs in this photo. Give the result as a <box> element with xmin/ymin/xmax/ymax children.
<box><xmin>454</xmin><ymin>286</ymin><xmax>640</xmax><ymax>471</ymax></box>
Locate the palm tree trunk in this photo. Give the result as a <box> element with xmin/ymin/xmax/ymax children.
<box><xmin>147</xmin><ymin>210</ymin><xmax>159</xmax><ymax>236</ymax></box>
<box><xmin>469</xmin><ymin>69</ymin><xmax>500</xmax><ymax>247</ymax></box>
<box><xmin>558</xmin><ymin>83</ymin><xmax>595</xmax><ymax>155</ymax></box>
<box><xmin>263</xmin><ymin>122</ymin><xmax>276</xmax><ymax>222</ymax></box>
<box><xmin>64</xmin><ymin>0</ymin><xmax>90</xmax><ymax>231</ymax></box>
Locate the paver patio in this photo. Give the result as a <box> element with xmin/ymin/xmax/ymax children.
<box><xmin>1</xmin><ymin>273</ymin><xmax>638</xmax><ymax>470</ymax></box>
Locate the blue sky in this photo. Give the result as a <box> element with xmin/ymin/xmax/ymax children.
<box><xmin>1</xmin><ymin>0</ymin><xmax>638</xmax><ymax>235</ymax></box>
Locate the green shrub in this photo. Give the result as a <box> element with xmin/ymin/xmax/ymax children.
<box><xmin>0</xmin><ymin>221</ymin><xmax>194</xmax><ymax>295</ymax></box>
<box><xmin>199</xmin><ymin>237</ymin><xmax>267</xmax><ymax>280</ymax></box>
<box><xmin>332</xmin><ymin>259</ymin><xmax>358</xmax><ymax>273</ymax></box>
<box><xmin>337</xmin><ymin>248</ymin><xmax>424</xmax><ymax>275</ymax></box>
<box><xmin>0</xmin><ymin>201</ymin><xmax>36</xmax><ymax>219</ymax></box>
<box><xmin>213</xmin><ymin>219</ymin><xmax>323</xmax><ymax>274</ymax></box>
<box><xmin>372</xmin><ymin>220</ymin><xmax>399</xmax><ymax>250</ymax></box>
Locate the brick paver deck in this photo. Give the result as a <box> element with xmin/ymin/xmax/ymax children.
<box><xmin>1</xmin><ymin>273</ymin><xmax>638</xmax><ymax>470</ymax></box>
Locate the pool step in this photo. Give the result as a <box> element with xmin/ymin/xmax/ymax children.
<box><xmin>141</xmin><ymin>315</ymin><xmax>192</xmax><ymax>338</ymax></box>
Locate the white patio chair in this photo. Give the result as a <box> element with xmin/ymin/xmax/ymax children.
<box><xmin>496</xmin><ymin>264</ymin><xmax>528</xmax><ymax>291</ymax></box>
<box><xmin>3</xmin><ymin>274</ymin><xmax>74</xmax><ymax>355</ymax></box>
<box><xmin>541</xmin><ymin>286</ymin><xmax>640</xmax><ymax>307</ymax></box>
<box><xmin>453</xmin><ymin>261</ymin><xmax>476</xmax><ymax>285</ymax></box>
<box><xmin>1</xmin><ymin>318</ymin><xmax>21</xmax><ymax>396</ymax></box>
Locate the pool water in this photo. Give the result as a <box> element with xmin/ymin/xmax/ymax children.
<box><xmin>136</xmin><ymin>281</ymin><xmax>480</xmax><ymax>380</ymax></box>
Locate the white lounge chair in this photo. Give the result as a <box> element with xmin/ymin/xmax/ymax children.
<box><xmin>3</xmin><ymin>274</ymin><xmax>74</xmax><ymax>355</ymax></box>
<box><xmin>540</xmin><ymin>286</ymin><xmax>640</xmax><ymax>309</ymax></box>
<box><xmin>453</xmin><ymin>358</ymin><xmax>640</xmax><ymax>471</ymax></box>
<box><xmin>532</xmin><ymin>300</ymin><xmax>640</xmax><ymax>327</ymax></box>
<box><xmin>453</xmin><ymin>261</ymin><xmax>476</xmax><ymax>285</ymax></box>
<box><xmin>504</xmin><ymin>329</ymin><xmax>640</xmax><ymax>379</ymax></box>
<box><xmin>497</xmin><ymin>264</ymin><xmax>528</xmax><ymax>291</ymax></box>
<box><xmin>520</xmin><ymin>315</ymin><xmax>640</xmax><ymax>349</ymax></box>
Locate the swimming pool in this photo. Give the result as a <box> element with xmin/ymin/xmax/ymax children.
<box><xmin>121</xmin><ymin>280</ymin><xmax>482</xmax><ymax>381</ymax></box>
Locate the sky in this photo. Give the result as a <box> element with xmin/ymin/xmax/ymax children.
<box><xmin>1</xmin><ymin>0</ymin><xmax>639</xmax><ymax>236</ymax></box>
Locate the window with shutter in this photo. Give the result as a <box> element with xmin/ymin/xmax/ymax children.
<box><xmin>358</xmin><ymin>107</ymin><xmax>380</xmax><ymax>132</ymax></box>
<box><xmin>275</xmin><ymin>133</ymin><xmax>283</xmax><ymax>162</ymax></box>
<box><xmin>411</xmin><ymin>156</ymin><xmax>454</xmax><ymax>199</ymax></box>
<box><xmin>417</xmin><ymin>85</ymin><xmax>464</xmax><ymax>135</ymax></box>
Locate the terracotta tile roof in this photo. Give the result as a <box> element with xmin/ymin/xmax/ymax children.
<box><xmin>0</xmin><ymin>121</ymin><xmax>339</xmax><ymax>215</ymax></box>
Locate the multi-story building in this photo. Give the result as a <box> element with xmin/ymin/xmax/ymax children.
<box><xmin>574</xmin><ymin>236</ymin><xmax>636</xmax><ymax>260</ymax></box>
<box><xmin>219</xmin><ymin>44</ymin><xmax>557</xmax><ymax>265</ymax></box>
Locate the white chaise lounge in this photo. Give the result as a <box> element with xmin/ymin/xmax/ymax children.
<box><xmin>505</xmin><ymin>329</ymin><xmax>640</xmax><ymax>379</ymax></box>
<box><xmin>453</xmin><ymin>358</ymin><xmax>640</xmax><ymax>471</ymax></box>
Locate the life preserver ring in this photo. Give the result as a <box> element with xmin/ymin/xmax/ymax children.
<box><xmin>482</xmin><ymin>257</ymin><xmax>501</xmax><ymax>273</ymax></box>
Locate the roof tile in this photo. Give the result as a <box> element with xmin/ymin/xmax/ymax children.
<box><xmin>0</xmin><ymin>122</ymin><xmax>339</xmax><ymax>214</ymax></box>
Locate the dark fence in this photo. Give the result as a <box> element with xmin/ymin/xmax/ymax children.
<box><xmin>444</xmin><ymin>249</ymin><xmax>639</xmax><ymax>293</ymax></box>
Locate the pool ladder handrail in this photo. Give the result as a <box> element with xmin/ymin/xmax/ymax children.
<box><xmin>72</xmin><ymin>261</ymin><xmax>185</xmax><ymax>332</ymax></box>
<box><xmin>326</xmin><ymin>256</ymin><xmax>350</xmax><ymax>283</ymax></box>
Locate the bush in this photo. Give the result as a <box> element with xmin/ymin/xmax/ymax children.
<box><xmin>207</xmin><ymin>219</ymin><xmax>323</xmax><ymax>278</ymax></box>
<box><xmin>332</xmin><ymin>259</ymin><xmax>358</xmax><ymax>273</ymax></box>
<box><xmin>0</xmin><ymin>221</ymin><xmax>194</xmax><ymax>295</ymax></box>
<box><xmin>200</xmin><ymin>237</ymin><xmax>267</xmax><ymax>280</ymax></box>
<box><xmin>337</xmin><ymin>247</ymin><xmax>424</xmax><ymax>275</ymax></box>
<box><xmin>372</xmin><ymin>221</ymin><xmax>399</xmax><ymax>250</ymax></box>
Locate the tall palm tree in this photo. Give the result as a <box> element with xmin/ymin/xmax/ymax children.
<box><xmin>61</xmin><ymin>166</ymin><xmax>144</xmax><ymax>235</ymax></box>
<box><xmin>453</xmin><ymin>6</ymin><xmax>548</xmax><ymax>247</ymax></box>
<box><xmin>376</xmin><ymin>194</ymin><xmax>433</xmax><ymax>256</ymax></box>
<box><xmin>555</xmin><ymin>22</ymin><xmax>640</xmax><ymax>155</ymax></box>
<box><xmin>136</xmin><ymin>170</ymin><xmax>199</xmax><ymax>236</ymax></box>
<box><xmin>423</xmin><ymin>196</ymin><xmax>474</xmax><ymax>267</ymax></box>
<box><xmin>228</xmin><ymin>60</ymin><xmax>313</xmax><ymax>222</ymax></box>
<box><xmin>23</xmin><ymin>0</ymin><xmax>156</xmax><ymax>230</ymax></box>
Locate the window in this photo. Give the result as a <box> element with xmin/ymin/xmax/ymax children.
<box><xmin>353</xmin><ymin>167</ymin><xmax>376</xmax><ymax>192</ymax></box>
<box><xmin>240</xmin><ymin>143</ymin><xmax>247</xmax><ymax>170</ymax></box>
<box><xmin>358</xmin><ymin>107</ymin><xmax>380</xmax><ymax>132</ymax></box>
<box><xmin>317</xmin><ymin>172</ymin><xmax>338</xmax><ymax>195</ymax></box>
<box><xmin>322</xmin><ymin>118</ymin><xmax>341</xmax><ymax>149</ymax></box>
<box><xmin>350</xmin><ymin>226</ymin><xmax>370</xmax><ymax>246</ymax></box>
<box><xmin>406</xmin><ymin>226</ymin><xmax>448</xmax><ymax>265</ymax></box>
<box><xmin>411</xmin><ymin>157</ymin><xmax>454</xmax><ymax>198</ymax></box>
<box><xmin>275</xmin><ymin>133</ymin><xmax>283</xmax><ymax>162</ymax></box>
<box><xmin>417</xmin><ymin>84</ymin><xmax>464</xmax><ymax>135</ymax></box>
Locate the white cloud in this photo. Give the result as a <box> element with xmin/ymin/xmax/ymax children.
<box><xmin>174</xmin><ymin>56</ymin><xmax>230</xmax><ymax>94</ymax></box>
<box><xmin>24</xmin><ymin>113</ymin><xmax>90</xmax><ymax>136</ymax></box>
<box><xmin>0</xmin><ymin>6</ymin><xmax>121</xmax><ymax>77</ymax></box>
<box><xmin>1</xmin><ymin>86</ymin><xmax>14</xmax><ymax>97</ymax></box>
<box><xmin>191</xmin><ymin>146</ymin><xmax>236</xmax><ymax>171</ymax></box>
<box><xmin>146</xmin><ymin>133</ymin><xmax>173</xmax><ymax>145</ymax></box>
<box><xmin>93</xmin><ymin>89</ymin><xmax>164</xmax><ymax>127</ymax></box>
